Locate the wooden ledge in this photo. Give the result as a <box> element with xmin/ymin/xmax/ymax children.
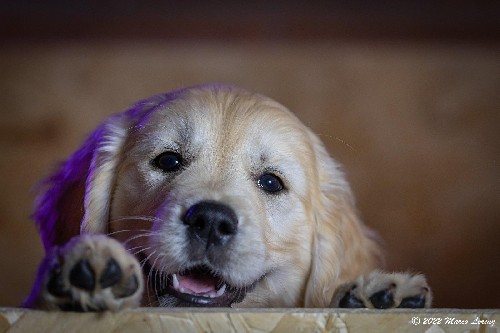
<box><xmin>1</xmin><ymin>308</ymin><xmax>499</xmax><ymax>333</ymax></box>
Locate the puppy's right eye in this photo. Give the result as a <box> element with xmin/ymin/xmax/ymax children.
<box><xmin>152</xmin><ymin>152</ymin><xmax>183</xmax><ymax>172</ymax></box>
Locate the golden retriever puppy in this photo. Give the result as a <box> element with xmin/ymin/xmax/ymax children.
<box><xmin>24</xmin><ymin>84</ymin><xmax>431</xmax><ymax>311</ymax></box>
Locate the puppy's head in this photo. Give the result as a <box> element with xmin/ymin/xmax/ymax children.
<box><xmin>36</xmin><ymin>84</ymin><xmax>379</xmax><ymax>307</ymax></box>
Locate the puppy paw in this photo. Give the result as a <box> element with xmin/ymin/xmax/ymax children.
<box><xmin>330</xmin><ymin>271</ymin><xmax>432</xmax><ymax>309</ymax></box>
<box><xmin>25</xmin><ymin>234</ymin><xmax>143</xmax><ymax>311</ymax></box>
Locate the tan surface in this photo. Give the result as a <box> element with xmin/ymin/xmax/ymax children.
<box><xmin>1</xmin><ymin>308</ymin><xmax>499</xmax><ymax>333</ymax></box>
<box><xmin>0</xmin><ymin>42</ymin><xmax>499</xmax><ymax>308</ymax></box>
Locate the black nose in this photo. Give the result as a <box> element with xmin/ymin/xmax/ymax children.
<box><xmin>183</xmin><ymin>201</ymin><xmax>238</xmax><ymax>247</ymax></box>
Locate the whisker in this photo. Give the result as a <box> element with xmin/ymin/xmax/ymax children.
<box><xmin>148</xmin><ymin>253</ymin><xmax>167</xmax><ymax>306</ymax></box>
<box><xmin>149</xmin><ymin>254</ymin><xmax>162</xmax><ymax>300</ymax></box>
<box><xmin>160</xmin><ymin>261</ymin><xmax>168</xmax><ymax>295</ymax></box>
<box><xmin>317</xmin><ymin>133</ymin><xmax>356</xmax><ymax>152</ymax></box>
<box><xmin>127</xmin><ymin>244</ymin><xmax>150</xmax><ymax>252</ymax></box>
<box><xmin>109</xmin><ymin>215</ymin><xmax>161</xmax><ymax>224</ymax></box>
<box><xmin>155</xmin><ymin>257</ymin><xmax>169</xmax><ymax>280</ymax></box>
<box><xmin>106</xmin><ymin>229</ymin><xmax>152</xmax><ymax>236</ymax></box>
<box><xmin>140</xmin><ymin>250</ymin><xmax>157</xmax><ymax>307</ymax></box>
<box><xmin>111</xmin><ymin>215</ymin><xmax>160</xmax><ymax>222</ymax></box>
<box><xmin>131</xmin><ymin>246</ymin><xmax>152</xmax><ymax>257</ymax></box>
<box><xmin>122</xmin><ymin>232</ymin><xmax>155</xmax><ymax>246</ymax></box>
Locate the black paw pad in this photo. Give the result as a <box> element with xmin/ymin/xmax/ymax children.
<box><xmin>58</xmin><ymin>302</ymin><xmax>86</xmax><ymax>312</ymax></box>
<box><xmin>47</xmin><ymin>264</ymin><xmax>70</xmax><ymax>297</ymax></box>
<box><xmin>338</xmin><ymin>285</ymin><xmax>365</xmax><ymax>308</ymax></box>
<box><xmin>58</xmin><ymin>302</ymin><xmax>106</xmax><ymax>312</ymax></box>
<box><xmin>398</xmin><ymin>294</ymin><xmax>426</xmax><ymax>308</ymax></box>
<box><xmin>369</xmin><ymin>286</ymin><xmax>395</xmax><ymax>309</ymax></box>
<box><xmin>100</xmin><ymin>258</ymin><xmax>122</xmax><ymax>288</ymax></box>
<box><xmin>69</xmin><ymin>260</ymin><xmax>95</xmax><ymax>291</ymax></box>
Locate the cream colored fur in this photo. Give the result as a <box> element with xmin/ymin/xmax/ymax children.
<box><xmin>32</xmin><ymin>84</ymin><xmax>431</xmax><ymax>309</ymax></box>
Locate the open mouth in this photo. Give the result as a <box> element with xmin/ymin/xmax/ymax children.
<box><xmin>141</xmin><ymin>256</ymin><xmax>257</xmax><ymax>307</ymax></box>
<box><xmin>159</xmin><ymin>266</ymin><xmax>247</xmax><ymax>306</ymax></box>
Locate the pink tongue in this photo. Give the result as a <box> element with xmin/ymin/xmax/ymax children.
<box><xmin>178</xmin><ymin>274</ymin><xmax>216</xmax><ymax>294</ymax></box>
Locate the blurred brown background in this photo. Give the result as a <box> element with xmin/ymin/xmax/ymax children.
<box><xmin>1</xmin><ymin>1</ymin><xmax>499</xmax><ymax>308</ymax></box>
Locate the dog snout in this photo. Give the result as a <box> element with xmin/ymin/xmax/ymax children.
<box><xmin>183</xmin><ymin>201</ymin><xmax>238</xmax><ymax>247</ymax></box>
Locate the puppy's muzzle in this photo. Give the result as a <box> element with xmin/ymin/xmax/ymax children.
<box><xmin>183</xmin><ymin>201</ymin><xmax>238</xmax><ymax>248</ymax></box>
<box><xmin>148</xmin><ymin>201</ymin><xmax>259</xmax><ymax>307</ymax></box>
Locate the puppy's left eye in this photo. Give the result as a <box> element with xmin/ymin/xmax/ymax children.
<box><xmin>258</xmin><ymin>173</ymin><xmax>285</xmax><ymax>193</ymax></box>
<box><xmin>152</xmin><ymin>152</ymin><xmax>183</xmax><ymax>172</ymax></box>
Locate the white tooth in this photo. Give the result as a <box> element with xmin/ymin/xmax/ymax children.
<box><xmin>203</xmin><ymin>292</ymin><xmax>211</xmax><ymax>298</ymax></box>
<box><xmin>180</xmin><ymin>287</ymin><xmax>186</xmax><ymax>294</ymax></box>
<box><xmin>172</xmin><ymin>274</ymin><xmax>179</xmax><ymax>290</ymax></box>
<box><xmin>216</xmin><ymin>284</ymin><xmax>226</xmax><ymax>297</ymax></box>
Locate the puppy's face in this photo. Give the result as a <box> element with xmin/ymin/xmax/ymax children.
<box><xmin>109</xmin><ymin>87</ymin><xmax>320</xmax><ymax>307</ymax></box>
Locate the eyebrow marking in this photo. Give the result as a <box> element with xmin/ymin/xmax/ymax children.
<box><xmin>260</xmin><ymin>153</ymin><xmax>268</xmax><ymax>164</ymax></box>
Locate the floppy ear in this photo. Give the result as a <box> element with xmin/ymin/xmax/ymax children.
<box><xmin>33</xmin><ymin>113</ymin><xmax>131</xmax><ymax>251</ymax></box>
<box><xmin>33</xmin><ymin>95</ymin><xmax>169</xmax><ymax>252</ymax></box>
<box><xmin>304</xmin><ymin>132</ymin><xmax>382</xmax><ymax>307</ymax></box>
